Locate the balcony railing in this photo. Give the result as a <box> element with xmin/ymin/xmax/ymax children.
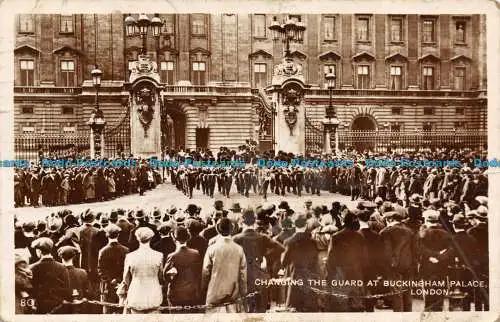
<box><xmin>14</xmin><ymin>86</ymin><xmax>485</xmax><ymax>99</ymax></box>
<box><xmin>162</xmin><ymin>85</ymin><xmax>252</xmax><ymax>95</ymax></box>
<box><xmin>306</xmin><ymin>88</ymin><xmax>485</xmax><ymax>98</ymax></box>
<box><xmin>14</xmin><ymin>86</ymin><xmax>82</xmax><ymax>95</ymax></box>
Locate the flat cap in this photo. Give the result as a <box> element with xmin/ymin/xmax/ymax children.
<box><xmin>452</xmin><ymin>214</ymin><xmax>467</xmax><ymax>227</ymax></box>
<box><xmin>173</xmin><ymin>226</ymin><xmax>190</xmax><ymax>243</ymax></box>
<box><xmin>104</xmin><ymin>223</ymin><xmax>122</xmax><ymax>235</ymax></box>
<box><xmin>58</xmin><ymin>246</ymin><xmax>79</xmax><ymax>261</ymax></box>
<box><xmin>361</xmin><ymin>201</ymin><xmax>377</xmax><ymax>209</ymax></box>
<box><xmin>383</xmin><ymin>211</ymin><xmax>405</xmax><ymax>221</ymax></box>
<box><xmin>31</xmin><ymin>237</ymin><xmax>54</xmax><ymax>252</ymax></box>
<box><xmin>135</xmin><ymin>227</ymin><xmax>155</xmax><ymax>243</ymax></box>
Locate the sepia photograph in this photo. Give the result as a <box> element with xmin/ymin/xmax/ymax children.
<box><xmin>2</xmin><ymin>1</ymin><xmax>498</xmax><ymax>320</ymax></box>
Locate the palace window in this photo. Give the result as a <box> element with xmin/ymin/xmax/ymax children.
<box><xmin>60</xmin><ymin>60</ymin><xmax>75</xmax><ymax>87</ymax></box>
<box><xmin>455</xmin><ymin>21</ymin><xmax>466</xmax><ymax>43</ymax></box>
<box><xmin>423</xmin><ymin>122</ymin><xmax>434</xmax><ymax>131</ymax></box>
<box><xmin>357</xmin><ymin>65</ymin><xmax>370</xmax><ymax>89</ymax></box>
<box><xmin>424</xmin><ymin>107</ymin><xmax>435</xmax><ymax>115</ymax></box>
<box><xmin>163</xmin><ymin>15</ymin><xmax>175</xmax><ymax>35</ymax></box>
<box><xmin>62</xmin><ymin>107</ymin><xmax>74</xmax><ymax>115</ymax></box>
<box><xmin>454</xmin><ymin>67</ymin><xmax>466</xmax><ymax>90</ymax></box>
<box><xmin>60</xmin><ymin>15</ymin><xmax>74</xmax><ymax>34</ymax></box>
<box><xmin>192</xmin><ymin>61</ymin><xmax>206</xmax><ymax>85</ymax></box>
<box><xmin>20</xmin><ymin>59</ymin><xmax>35</xmax><ymax>86</ymax></box>
<box><xmin>22</xmin><ymin>106</ymin><xmax>34</xmax><ymax>114</ymax></box>
<box><xmin>390</xmin><ymin>66</ymin><xmax>403</xmax><ymax>90</ymax></box>
<box><xmin>422</xmin><ymin>66</ymin><xmax>434</xmax><ymax>90</ymax></box>
<box><xmin>391</xmin><ymin>123</ymin><xmax>401</xmax><ymax>132</ymax></box>
<box><xmin>253</xmin><ymin>63</ymin><xmax>267</xmax><ymax>88</ymax></box>
<box><xmin>390</xmin><ymin>18</ymin><xmax>403</xmax><ymax>42</ymax></box>
<box><xmin>19</xmin><ymin>14</ymin><xmax>34</xmax><ymax>33</ymax></box>
<box><xmin>324</xmin><ymin>16</ymin><xmax>336</xmax><ymax>41</ymax></box>
<box><xmin>253</xmin><ymin>14</ymin><xmax>266</xmax><ymax>38</ymax></box>
<box><xmin>323</xmin><ymin>64</ymin><xmax>336</xmax><ymax>89</ymax></box>
<box><xmin>289</xmin><ymin>15</ymin><xmax>301</xmax><ymax>23</ymax></box>
<box><xmin>160</xmin><ymin>61</ymin><xmax>175</xmax><ymax>85</ymax></box>
<box><xmin>191</xmin><ymin>14</ymin><xmax>206</xmax><ymax>36</ymax></box>
<box><xmin>391</xmin><ymin>107</ymin><xmax>402</xmax><ymax>115</ymax></box>
<box><xmin>357</xmin><ymin>17</ymin><xmax>370</xmax><ymax>41</ymax></box>
<box><xmin>422</xmin><ymin>19</ymin><xmax>436</xmax><ymax>43</ymax></box>
<box><xmin>456</xmin><ymin>107</ymin><xmax>464</xmax><ymax>115</ymax></box>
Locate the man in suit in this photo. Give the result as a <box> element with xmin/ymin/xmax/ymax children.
<box><xmin>30</xmin><ymin>238</ymin><xmax>71</xmax><ymax>314</ymax></box>
<box><xmin>418</xmin><ymin>210</ymin><xmax>454</xmax><ymax>311</ymax></box>
<box><xmin>127</xmin><ymin>209</ymin><xmax>160</xmax><ymax>252</ymax></box>
<box><xmin>379</xmin><ymin>211</ymin><xmax>418</xmax><ymax>312</ymax></box>
<box><xmin>450</xmin><ymin>214</ymin><xmax>480</xmax><ymax>311</ymax></box>
<box><xmin>282</xmin><ymin>214</ymin><xmax>321</xmax><ymax>312</ymax></box>
<box><xmin>467</xmin><ymin>209</ymin><xmax>489</xmax><ymax>311</ymax></box>
<box><xmin>151</xmin><ymin>221</ymin><xmax>176</xmax><ymax>266</ymax></box>
<box><xmin>327</xmin><ymin>210</ymin><xmax>367</xmax><ymax>312</ymax></box>
<box><xmin>186</xmin><ymin>218</ymin><xmax>208</xmax><ymax>260</ymax></box>
<box><xmin>233</xmin><ymin>208</ymin><xmax>285</xmax><ymax>313</ymax></box>
<box><xmin>97</xmin><ymin>224</ymin><xmax>129</xmax><ymax>314</ymax></box>
<box><xmin>58</xmin><ymin>246</ymin><xmax>90</xmax><ymax>314</ymax></box>
<box><xmin>163</xmin><ymin>226</ymin><xmax>203</xmax><ymax>312</ymax></box>
<box><xmin>357</xmin><ymin>209</ymin><xmax>384</xmax><ymax>312</ymax></box>
<box><xmin>202</xmin><ymin>218</ymin><xmax>247</xmax><ymax>313</ymax></box>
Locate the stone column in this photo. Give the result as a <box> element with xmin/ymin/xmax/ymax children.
<box><xmin>100</xmin><ymin>132</ymin><xmax>105</xmax><ymax>158</ymax></box>
<box><xmin>89</xmin><ymin>129</ymin><xmax>95</xmax><ymax>158</ymax></box>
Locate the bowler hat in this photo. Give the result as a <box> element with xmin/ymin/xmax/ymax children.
<box><xmin>158</xmin><ymin>221</ymin><xmax>175</xmax><ymax>235</ymax></box>
<box><xmin>278</xmin><ymin>201</ymin><xmax>290</xmax><ymax>210</ymax></box>
<box><xmin>134</xmin><ymin>209</ymin><xmax>146</xmax><ymax>219</ymax></box>
<box><xmin>186</xmin><ymin>204</ymin><xmax>198</xmax><ymax>214</ymax></box>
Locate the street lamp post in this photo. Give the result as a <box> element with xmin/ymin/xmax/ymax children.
<box><xmin>87</xmin><ymin>66</ymin><xmax>106</xmax><ymax>158</ymax></box>
<box><xmin>124</xmin><ymin>13</ymin><xmax>165</xmax><ymax>63</ymax></box>
<box><xmin>269</xmin><ymin>15</ymin><xmax>305</xmax><ymax>58</ymax></box>
<box><xmin>323</xmin><ymin>72</ymin><xmax>339</xmax><ymax>155</ymax></box>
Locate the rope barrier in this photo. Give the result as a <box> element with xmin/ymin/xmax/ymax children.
<box><xmin>309</xmin><ymin>286</ymin><xmax>409</xmax><ymax>299</ymax></box>
<box><xmin>49</xmin><ymin>292</ymin><xmax>259</xmax><ymax>313</ymax></box>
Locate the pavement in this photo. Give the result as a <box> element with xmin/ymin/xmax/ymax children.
<box><xmin>12</xmin><ymin>181</ymin><xmax>453</xmax><ymax>312</ymax></box>
<box><xmin>12</xmin><ymin>181</ymin><xmax>359</xmax><ymax>221</ymax></box>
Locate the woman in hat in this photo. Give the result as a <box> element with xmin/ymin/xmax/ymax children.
<box><xmin>15</xmin><ymin>252</ymin><xmax>34</xmax><ymax>314</ymax></box>
<box><xmin>122</xmin><ymin>227</ymin><xmax>164</xmax><ymax>314</ymax></box>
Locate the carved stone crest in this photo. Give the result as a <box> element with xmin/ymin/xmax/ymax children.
<box><xmin>135</xmin><ymin>85</ymin><xmax>156</xmax><ymax>137</ymax></box>
<box><xmin>284</xmin><ymin>106</ymin><xmax>298</xmax><ymax>135</ymax></box>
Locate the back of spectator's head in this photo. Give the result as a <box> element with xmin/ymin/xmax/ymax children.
<box><xmin>31</xmin><ymin>237</ymin><xmax>54</xmax><ymax>255</ymax></box>
<box><xmin>173</xmin><ymin>226</ymin><xmax>190</xmax><ymax>244</ymax></box>
<box><xmin>242</xmin><ymin>208</ymin><xmax>256</xmax><ymax>226</ymax></box>
<box><xmin>104</xmin><ymin>223</ymin><xmax>122</xmax><ymax>239</ymax></box>
<box><xmin>343</xmin><ymin>210</ymin><xmax>360</xmax><ymax>230</ymax></box>
<box><xmin>216</xmin><ymin>218</ymin><xmax>233</xmax><ymax>236</ymax></box>
<box><xmin>135</xmin><ymin>227</ymin><xmax>154</xmax><ymax>244</ymax></box>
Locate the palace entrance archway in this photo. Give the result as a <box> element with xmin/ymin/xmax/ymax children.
<box><xmin>161</xmin><ymin>103</ymin><xmax>186</xmax><ymax>151</ymax></box>
<box><xmin>350</xmin><ymin>115</ymin><xmax>377</xmax><ymax>152</ymax></box>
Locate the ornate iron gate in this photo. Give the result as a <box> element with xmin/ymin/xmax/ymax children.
<box><xmin>105</xmin><ymin>108</ymin><xmax>131</xmax><ymax>158</ymax></box>
<box><xmin>304</xmin><ymin>116</ymin><xmax>324</xmax><ymax>154</ymax></box>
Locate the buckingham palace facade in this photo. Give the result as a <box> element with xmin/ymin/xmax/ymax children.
<box><xmin>14</xmin><ymin>13</ymin><xmax>487</xmax><ymax>157</ymax></box>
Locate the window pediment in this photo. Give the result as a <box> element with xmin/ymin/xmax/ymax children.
<box><xmin>190</xmin><ymin>47</ymin><xmax>211</xmax><ymax>56</ymax></box>
<box><xmin>385</xmin><ymin>52</ymin><xmax>408</xmax><ymax>62</ymax></box>
<box><xmin>318</xmin><ymin>51</ymin><xmax>341</xmax><ymax>61</ymax></box>
<box><xmin>450</xmin><ymin>54</ymin><xmax>472</xmax><ymax>63</ymax></box>
<box><xmin>249</xmin><ymin>49</ymin><xmax>272</xmax><ymax>60</ymax></box>
<box><xmin>52</xmin><ymin>45</ymin><xmax>85</xmax><ymax>57</ymax></box>
<box><xmin>288</xmin><ymin>50</ymin><xmax>307</xmax><ymax>60</ymax></box>
<box><xmin>14</xmin><ymin>44</ymin><xmax>41</xmax><ymax>55</ymax></box>
<box><xmin>352</xmin><ymin>51</ymin><xmax>375</xmax><ymax>61</ymax></box>
<box><xmin>418</xmin><ymin>53</ymin><xmax>440</xmax><ymax>62</ymax></box>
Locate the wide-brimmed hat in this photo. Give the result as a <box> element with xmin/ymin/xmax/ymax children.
<box><xmin>230</xmin><ymin>203</ymin><xmax>242</xmax><ymax>212</ymax></box>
